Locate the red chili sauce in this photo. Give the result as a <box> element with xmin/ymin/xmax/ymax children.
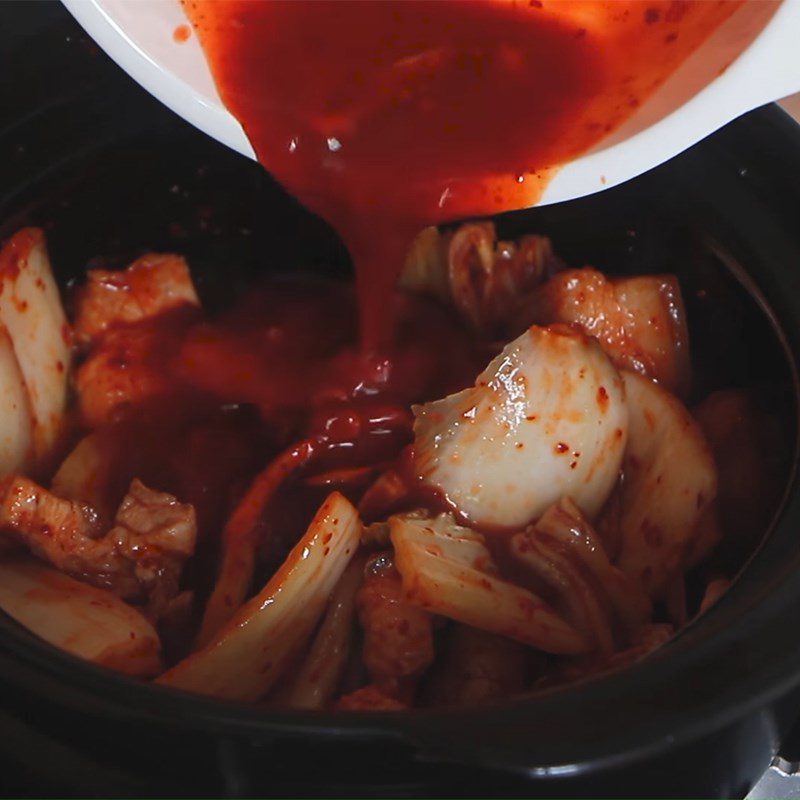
<box><xmin>181</xmin><ymin>0</ymin><xmax>743</xmax><ymax>348</ymax></box>
<box><xmin>77</xmin><ymin>280</ymin><xmax>484</xmax><ymax>590</ymax></box>
<box><xmin>76</xmin><ymin>1</ymin><xmax>753</xmax><ymax>639</ymax></box>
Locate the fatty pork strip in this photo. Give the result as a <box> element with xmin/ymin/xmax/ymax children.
<box><xmin>72</xmin><ymin>252</ymin><xmax>200</xmax><ymax>346</ymax></box>
<box><xmin>0</xmin><ymin>476</ymin><xmax>196</xmax><ymax>617</ymax></box>
<box><xmin>514</xmin><ymin>268</ymin><xmax>691</xmax><ymax>397</ymax></box>
<box><xmin>335</xmin><ymin>551</ymin><xmax>435</xmax><ymax>709</ymax></box>
<box><xmin>72</xmin><ymin>251</ymin><xmax>201</xmax><ymax>429</ymax></box>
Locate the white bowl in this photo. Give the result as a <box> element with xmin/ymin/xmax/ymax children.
<box><xmin>62</xmin><ymin>0</ymin><xmax>800</xmax><ymax>207</ymax></box>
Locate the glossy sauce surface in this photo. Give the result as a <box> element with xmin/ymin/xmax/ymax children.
<box><xmin>182</xmin><ymin>0</ymin><xmax>743</xmax><ymax>349</ymax></box>
<box><xmin>79</xmin><ymin>279</ymin><xmax>482</xmax><ymax>574</ymax></box>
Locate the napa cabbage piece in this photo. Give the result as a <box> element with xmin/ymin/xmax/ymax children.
<box><xmin>0</xmin><ymin>228</ymin><xmax>71</xmax><ymax>471</ymax></box>
<box><xmin>613</xmin><ymin>372</ymin><xmax>717</xmax><ymax>597</ymax></box>
<box><xmin>196</xmin><ymin>438</ymin><xmax>318</xmax><ymax>648</ymax></box>
<box><xmin>50</xmin><ymin>432</ymin><xmax>120</xmax><ymax>526</ymax></box>
<box><xmin>389</xmin><ymin>512</ymin><xmax>588</xmax><ymax>655</ymax></box>
<box><xmin>413</xmin><ymin>324</ymin><xmax>628</xmax><ymax>529</ymax></box>
<box><xmin>0</xmin><ymin>326</ymin><xmax>33</xmax><ymax>476</ymax></box>
<box><xmin>0</xmin><ymin>558</ymin><xmax>161</xmax><ymax>677</ymax></box>
<box><xmin>400</xmin><ymin>226</ymin><xmax>450</xmax><ymax>303</ymax></box>
<box><xmin>158</xmin><ymin>491</ymin><xmax>361</xmax><ymax>701</ymax></box>
<box><xmin>284</xmin><ymin>555</ymin><xmax>365</xmax><ymax>710</ymax></box>
<box><xmin>511</xmin><ymin>497</ymin><xmax>651</xmax><ymax>654</ymax></box>
<box><xmin>400</xmin><ymin>223</ymin><xmax>558</xmax><ymax>333</ymax></box>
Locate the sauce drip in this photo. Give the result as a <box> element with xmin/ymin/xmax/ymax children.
<box><xmin>182</xmin><ymin>0</ymin><xmax>743</xmax><ymax>349</ymax></box>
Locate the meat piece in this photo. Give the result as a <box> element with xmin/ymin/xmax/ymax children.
<box><xmin>0</xmin><ymin>228</ymin><xmax>71</xmax><ymax>469</ymax></box>
<box><xmin>413</xmin><ymin>324</ymin><xmax>627</xmax><ymax>529</ymax></box>
<box><xmin>111</xmin><ymin>478</ymin><xmax>197</xmax><ymax>617</ymax></box>
<box><xmin>613</xmin><ymin>275</ymin><xmax>690</xmax><ymax>396</ymax></box>
<box><xmin>698</xmin><ymin>576</ymin><xmax>731</xmax><ymax>615</ymax></box>
<box><xmin>0</xmin><ymin>476</ymin><xmax>195</xmax><ymax>616</ymax></box>
<box><xmin>0</xmin><ymin>474</ymin><xmax>102</xmax><ymax>554</ymax></box>
<box><xmin>427</xmin><ymin>624</ymin><xmax>528</xmax><ymax>707</ymax></box>
<box><xmin>53</xmin><ymin>412</ymin><xmax>265</xmax><ymax>544</ymax></box>
<box><xmin>74</xmin><ymin>322</ymin><xmax>182</xmax><ymax>428</ymax></box>
<box><xmin>358</xmin><ymin>552</ymin><xmax>434</xmax><ymax>681</ymax></box>
<box><xmin>73</xmin><ymin>253</ymin><xmax>199</xmax><ymax>346</ymax></box>
<box><xmin>693</xmin><ymin>388</ymin><xmax>788</xmax><ymax>559</ymax></box>
<box><xmin>517</xmin><ymin>268</ymin><xmax>690</xmax><ymax>396</ymax></box>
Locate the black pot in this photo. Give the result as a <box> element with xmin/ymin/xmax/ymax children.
<box><xmin>2</xmin><ymin>3</ymin><xmax>800</xmax><ymax>797</ymax></box>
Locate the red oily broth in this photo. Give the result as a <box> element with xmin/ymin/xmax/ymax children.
<box><xmin>181</xmin><ymin>0</ymin><xmax>744</xmax><ymax>349</ymax></box>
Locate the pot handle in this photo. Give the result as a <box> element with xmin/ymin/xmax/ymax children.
<box><xmin>746</xmin><ymin>756</ymin><xmax>800</xmax><ymax>800</ymax></box>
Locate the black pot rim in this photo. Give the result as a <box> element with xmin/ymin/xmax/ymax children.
<box><xmin>0</xmin><ymin>105</ymin><xmax>796</xmax><ymax>782</ymax></box>
<box><xmin>4</xmin><ymin>7</ymin><xmax>800</xmax><ymax>775</ymax></box>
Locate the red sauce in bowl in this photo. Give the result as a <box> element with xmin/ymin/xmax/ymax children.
<box><xmin>182</xmin><ymin>0</ymin><xmax>743</xmax><ymax>347</ymax></box>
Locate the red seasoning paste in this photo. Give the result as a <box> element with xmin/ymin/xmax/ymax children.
<box><xmin>0</xmin><ymin>1</ymin><xmax>781</xmax><ymax>702</ymax></box>
<box><xmin>0</xmin><ymin>1</ymin><xmax>783</xmax><ymax>704</ymax></box>
<box><xmin>181</xmin><ymin>0</ymin><xmax>744</xmax><ymax>348</ymax></box>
